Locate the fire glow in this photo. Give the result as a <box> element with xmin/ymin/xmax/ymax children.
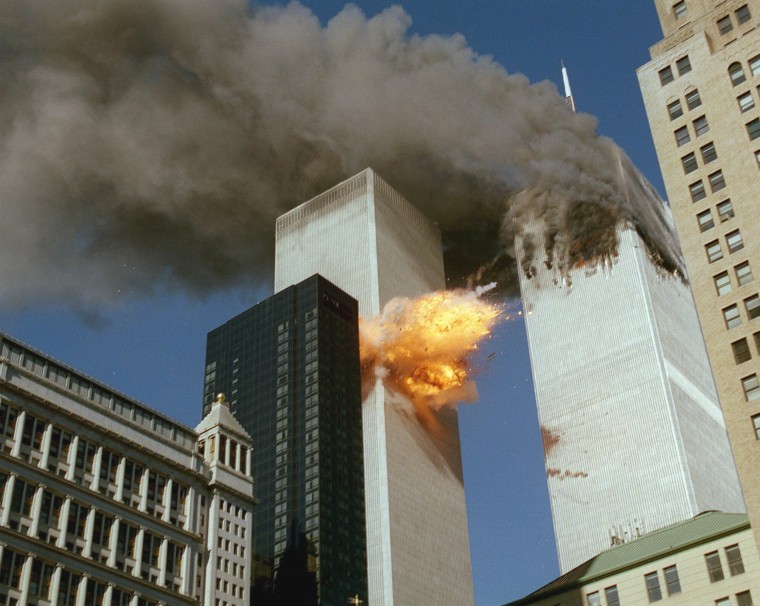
<box><xmin>359</xmin><ymin>285</ymin><xmax>503</xmax><ymax>416</ymax></box>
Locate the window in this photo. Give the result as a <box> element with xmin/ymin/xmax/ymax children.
<box><xmin>682</xmin><ymin>152</ymin><xmax>698</xmax><ymax>173</ymax></box>
<box><xmin>738</xmin><ymin>91</ymin><xmax>755</xmax><ymax>112</ymax></box>
<box><xmin>709</xmin><ymin>170</ymin><xmax>726</xmax><ymax>192</ymax></box>
<box><xmin>675</xmin><ymin>125</ymin><xmax>691</xmax><ymax>146</ymax></box>
<box><xmin>698</xmin><ymin>209</ymin><xmax>715</xmax><ymax>231</ymax></box>
<box><xmin>746</xmin><ymin>294</ymin><xmax>760</xmax><ymax>319</ymax></box>
<box><xmin>729</xmin><ymin>62</ymin><xmax>747</xmax><ymax>86</ymax></box>
<box><xmin>716</xmin><ymin>599</ymin><xmax>730</xmax><ymax>606</ymax></box>
<box><xmin>737</xmin><ymin>591</ymin><xmax>754</xmax><ymax>606</ymax></box>
<box><xmin>750</xmin><ymin>54</ymin><xmax>760</xmax><ymax>77</ymax></box>
<box><xmin>755</xmin><ymin>330</ymin><xmax>760</xmax><ymax>353</ymax></box>
<box><xmin>724</xmin><ymin>304</ymin><xmax>741</xmax><ymax>329</ymax></box>
<box><xmin>700</xmin><ymin>142</ymin><xmax>718</xmax><ymax>163</ymax></box>
<box><xmin>756</xmin><ymin>149</ymin><xmax>760</xmax><ymax>166</ymax></box>
<box><xmin>668</xmin><ymin>99</ymin><xmax>683</xmax><ymax>120</ymax></box>
<box><xmin>726</xmin><ymin>230</ymin><xmax>744</xmax><ymax>253</ymax></box>
<box><xmin>732</xmin><ymin>338</ymin><xmax>751</xmax><ymax>363</ymax></box>
<box><xmin>747</xmin><ymin>118</ymin><xmax>760</xmax><ymax>140</ymax></box>
<box><xmin>736</xmin><ymin>5</ymin><xmax>751</xmax><ymax>24</ymax></box>
<box><xmin>717</xmin><ymin>199</ymin><xmax>735</xmax><ymax>222</ymax></box>
<box><xmin>706</xmin><ymin>240</ymin><xmax>723</xmax><ymax>263</ymax></box>
<box><xmin>694</xmin><ymin>115</ymin><xmax>710</xmax><ymax>136</ymax></box>
<box><xmin>753</xmin><ymin>415</ymin><xmax>760</xmax><ymax>439</ymax></box>
<box><xmin>587</xmin><ymin>591</ymin><xmax>601</xmax><ymax>606</ymax></box>
<box><xmin>690</xmin><ymin>180</ymin><xmax>706</xmax><ymax>202</ymax></box>
<box><xmin>715</xmin><ymin>271</ymin><xmax>732</xmax><ymax>295</ymax></box>
<box><xmin>742</xmin><ymin>374</ymin><xmax>760</xmax><ymax>401</ymax></box>
<box><xmin>686</xmin><ymin>88</ymin><xmax>702</xmax><ymax>109</ymax></box>
<box><xmin>674</xmin><ymin>1</ymin><xmax>687</xmax><ymax>18</ymax></box>
<box><xmin>663</xmin><ymin>565</ymin><xmax>681</xmax><ymax>595</ymax></box>
<box><xmin>645</xmin><ymin>571</ymin><xmax>662</xmax><ymax>602</ymax></box>
<box><xmin>736</xmin><ymin>261</ymin><xmax>753</xmax><ymax>285</ymax></box>
<box><xmin>706</xmin><ymin>550</ymin><xmax>725</xmax><ymax>581</ymax></box>
<box><xmin>676</xmin><ymin>55</ymin><xmax>692</xmax><ymax>75</ymax></box>
<box><xmin>660</xmin><ymin>66</ymin><xmax>675</xmax><ymax>85</ymax></box>
<box><xmin>718</xmin><ymin>15</ymin><xmax>734</xmax><ymax>35</ymax></box>
<box><xmin>605</xmin><ymin>586</ymin><xmax>620</xmax><ymax>606</ymax></box>
<box><xmin>725</xmin><ymin>544</ymin><xmax>745</xmax><ymax>575</ymax></box>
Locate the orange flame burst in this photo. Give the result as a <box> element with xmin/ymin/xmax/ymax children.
<box><xmin>359</xmin><ymin>285</ymin><xmax>503</xmax><ymax>417</ymax></box>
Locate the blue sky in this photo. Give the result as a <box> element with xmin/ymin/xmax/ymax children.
<box><xmin>0</xmin><ymin>3</ymin><xmax>666</xmax><ymax>604</ymax></box>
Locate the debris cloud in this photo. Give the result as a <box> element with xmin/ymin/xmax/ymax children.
<box><xmin>0</xmin><ymin>0</ymin><xmax>682</xmax><ymax>308</ymax></box>
<box><xmin>359</xmin><ymin>286</ymin><xmax>503</xmax><ymax>418</ymax></box>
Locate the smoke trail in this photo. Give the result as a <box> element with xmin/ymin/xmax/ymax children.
<box><xmin>0</xmin><ymin>0</ymin><xmax>681</xmax><ymax>308</ymax></box>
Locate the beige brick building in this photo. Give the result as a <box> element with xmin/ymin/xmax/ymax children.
<box><xmin>638</xmin><ymin>0</ymin><xmax>760</xmax><ymax>551</ymax></box>
<box><xmin>506</xmin><ymin>512</ymin><xmax>760</xmax><ymax>606</ymax></box>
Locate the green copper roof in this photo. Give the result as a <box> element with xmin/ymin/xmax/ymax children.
<box><xmin>506</xmin><ymin>511</ymin><xmax>750</xmax><ymax>605</ymax></box>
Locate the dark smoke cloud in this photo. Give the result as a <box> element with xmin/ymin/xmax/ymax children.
<box><xmin>0</xmin><ymin>0</ymin><xmax>682</xmax><ymax>308</ymax></box>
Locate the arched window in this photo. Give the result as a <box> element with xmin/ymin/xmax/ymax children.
<box><xmin>729</xmin><ymin>62</ymin><xmax>746</xmax><ymax>86</ymax></box>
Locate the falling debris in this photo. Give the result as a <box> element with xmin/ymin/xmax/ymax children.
<box><xmin>359</xmin><ymin>286</ymin><xmax>503</xmax><ymax>417</ymax></box>
<box><xmin>0</xmin><ymin>0</ymin><xmax>683</xmax><ymax>308</ymax></box>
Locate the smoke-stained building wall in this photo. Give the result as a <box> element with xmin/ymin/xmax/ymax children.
<box><xmin>274</xmin><ymin>168</ymin><xmax>475</xmax><ymax>606</ymax></box>
<box><xmin>516</xmin><ymin>164</ymin><xmax>745</xmax><ymax>573</ymax></box>
<box><xmin>202</xmin><ymin>275</ymin><xmax>367</xmax><ymax>605</ymax></box>
<box><xmin>638</xmin><ymin>0</ymin><xmax>760</xmax><ymax>554</ymax></box>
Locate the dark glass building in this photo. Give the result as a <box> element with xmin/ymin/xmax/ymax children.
<box><xmin>202</xmin><ymin>274</ymin><xmax>367</xmax><ymax>606</ymax></box>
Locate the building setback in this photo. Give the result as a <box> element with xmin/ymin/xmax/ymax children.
<box><xmin>274</xmin><ymin>168</ymin><xmax>475</xmax><ymax>606</ymax></box>
<box><xmin>638</xmin><ymin>0</ymin><xmax>760</xmax><ymax>553</ymax></box>
<box><xmin>203</xmin><ymin>274</ymin><xmax>367</xmax><ymax>605</ymax></box>
<box><xmin>516</xmin><ymin>157</ymin><xmax>745</xmax><ymax>573</ymax></box>
<box><xmin>0</xmin><ymin>332</ymin><xmax>254</xmax><ymax>606</ymax></box>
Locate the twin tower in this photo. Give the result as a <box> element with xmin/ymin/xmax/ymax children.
<box><xmin>204</xmin><ymin>165</ymin><xmax>744</xmax><ymax>604</ymax></box>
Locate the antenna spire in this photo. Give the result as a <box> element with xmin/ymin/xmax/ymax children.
<box><xmin>561</xmin><ymin>60</ymin><xmax>576</xmax><ymax>113</ymax></box>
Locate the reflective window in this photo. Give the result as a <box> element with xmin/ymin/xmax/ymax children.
<box><xmin>698</xmin><ymin>209</ymin><xmax>715</xmax><ymax>232</ymax></box>
<box><xmin>686</xmin><ymin>88</ymin><xmax>702</xmax><ymax>109</ymax></box>
<box><xmin>718</xmin><ymin>15</ymin><xmax>734</xmax><ymax>35</ymax></box>
<box><xmin>706</xmin><ymin>240</ymin><xmax>723</xmax><ymax>263</ymax></box>
<box><xmin>715</xmin><ymin>271</ymin><xmax>732</xmax><ymax>296</ymax></box>
<box><xmin>682</xmin><ymin>152</ymin><xmax>698</xmax><ymax>173</ymax></box>
<box><xmin>736</xmin><ymin>261</ymin><xmax>753</xmax><ymax>286</ymax></box>
<box><xmin>660</xmin><ymin>66</ymin><xmax>675</xmax><ymax>85</ymax></box>
<box><xmin>717</xmin><ymin>199</ymin><xmax>734</xmax><ymax>222</ymax></box>
<box><xmin>732</xmin><ymin>338</ymin><xmax>751</xmax><ymax>363</ymax></box>
<box><xmin>706</xmin><ymin>550</ymin><xmax>725</xmax><ymax>581</ymax></box>
<box><xmin>676</xmin><ymin>55</ymin><xmax>692</xmax><ymax>75</ymax></box>
<box><xmin>738</xmin><ymin>91</ymin><xmax>755</xmax><ymax>112</ymax></box>
<box><xmin>742</xmin><ymin>374</ymin><xmax>760</xmax><ymax>401</ymax></box>
<box><xmin>645</xmin><ymin>571</ymin><xmax>662</xmax><ymax>602</ymax></box>
<box><xmin>729</xmin><ymin>62</ymin><xmax>747</xmax><ymax>86</ymax></box>
<box><xmin>668</xmin><ymin>99</ymin><xmax>683</xmax><ymax>120</ymax></box>
<box><xmin>724</xmin><ymin>304</ymin><xmax>741</xmax><ymax>329</ymax></box>
<box><xmin>694</xmin><ymin>115</ymin><xmax>710</xmax><ymax>136</ymax></box>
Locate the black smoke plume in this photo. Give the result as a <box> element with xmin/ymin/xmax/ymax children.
<box><xmin>0</xmin><ymin>0</ymin><xmax>682</xmax><ymax>308</ymax></box>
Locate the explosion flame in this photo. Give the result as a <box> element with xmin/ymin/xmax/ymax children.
<box><xmin>359</xmin><ymin>285</ymin><xmax>503</xmax><ymax>418</ymax></box>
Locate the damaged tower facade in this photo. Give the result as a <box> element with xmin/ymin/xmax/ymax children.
<box><xmin>638</xmin><ymin>0</ymin><xmax>760</xmax><ymax>554</ymax></box>
<box><xmin>517</xmin><ymin>159</ymin><xmax>745</xmax><ymax>573</ymax></box>
<box><xmin>274</xmin><ymin>168</ymin><xmax>475</xmax><ymax>606</ymax></box>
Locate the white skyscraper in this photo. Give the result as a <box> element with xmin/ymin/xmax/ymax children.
<box><xmin>275</xmin><ymin>168</ymin><xmax>474</xmax><ymax>606</ymax></box>
<box><xmin>517</xmin><ymin>166</ymin><xmax>745</xmax><ymax>573</ymax></box>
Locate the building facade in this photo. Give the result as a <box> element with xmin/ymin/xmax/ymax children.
<box><xmin>516</xmin><ymin>160</ymin><xmax>745</xmax><ymax>573</ymax></box>
<box><xmin>203</xmin><ymin>274</ymin><xmax>367</xmax><ymax>605</ymax></box>
<box><xmin>274</xmin><ymin>169</ymin><xmax>475</xmax><ymax>606</ymax></box>
<box><xmin>506</xmin><ymin>511</ymin><xmax>760</xmax><ymax>606</ymax></box>
<box><xmin>638</xmin><ymin>0</ymin><xmax>760</xmax><ymax>552</ymax></box>
<box><xmin>0</xmin><ymin>332</ymin><xmax>254</xmax><ymax>606</ymax></box>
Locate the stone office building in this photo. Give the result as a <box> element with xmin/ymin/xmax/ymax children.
<box><xmin>0</xmin><ymin>332</ymin><xmax>254</xmax><ymax>606</ymax></box>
